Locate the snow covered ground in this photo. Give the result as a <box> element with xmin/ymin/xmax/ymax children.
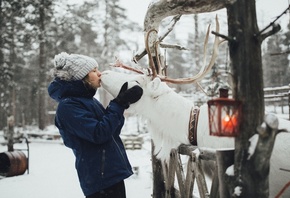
<box><xmin>0</xmin><ymin>112</ymin><xmax>289</xmax><ymax>198</ymax></box>
<box><xmin>0</xmin><ymin>141</ymin><xmax>153</xmax><ymax>198</ymax></box>
<box><xmin>0</xmin><ymin>118</ymin><xmax>153</xmax><ymax>198</ymax></box>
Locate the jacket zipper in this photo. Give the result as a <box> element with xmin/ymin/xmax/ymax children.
<box><xmin>101</xmin><ymin>149</ymin><xmax>105</xmax><ymax>178</ymax></box>
<box><xmin>113</xmin><ymin>137</ymin><xmax>127</xmax><ymax>165</ymax></box>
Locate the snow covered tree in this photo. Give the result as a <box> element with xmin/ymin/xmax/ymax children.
<box><xmin>281</xmin><ymin>20</ymin><xmax>290</xmax><ymax>83</ymax></box>
<box><xmin>263</xmin><ymin>33</ymin><xmax>289</xmax><ymax>87</ymax></box>
<box><xmin>0</xmin><ymin>0</ymin><xmax>32</xmax><ymax>129</ymax></box>
<box><xmin>164</xmin><ymin>28</ymin><xmax>190</xmax><ymax>93</ymax></box>
<box><xmin>88</xmin><ymin>0</ymin><xmax>142</xmax><ymax>105</ymax></box>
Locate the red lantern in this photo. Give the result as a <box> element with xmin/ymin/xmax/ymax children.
<box><xmin>207</xmin><ymin>88</ymin><xmax>242</xmax><ymax>137</ymax></box>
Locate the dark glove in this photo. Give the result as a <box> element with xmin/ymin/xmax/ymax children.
<box><xmin>113</xmin><ymin>82</ymin><xmax>143</xmax><ymax>109</ymax></box>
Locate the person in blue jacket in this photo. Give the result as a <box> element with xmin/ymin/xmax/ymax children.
<box><xmin>48</xmin><ymin>52</ymin><xmax>143</xmax><ymax>198</ymax></box>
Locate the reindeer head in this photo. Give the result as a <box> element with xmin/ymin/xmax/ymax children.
<box><xmin>101</xmin><ymin>69</ymin><xmax>174</xmax><ymax>112</ymax></box>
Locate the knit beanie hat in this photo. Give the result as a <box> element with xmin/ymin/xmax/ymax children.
<box><xmin>52</xmin><ymin>52</ymin><xmax>98</xmax><ymax>81</ymax></box>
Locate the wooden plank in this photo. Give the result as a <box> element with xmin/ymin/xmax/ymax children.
<box><xmin>194</xmin><ymin>157</ymin><xmax>209</xmax><ymax>198</ymax></box>
<box><xmin>151</xmin><ymin>140</ymin><xmax>166</xmax><ymax>198</ymax></box>
<box><xmin>178</xmin><ymin>145</ymin><xmax>216</xmax><ymax>161</ymax></box>
<box><xmin>215</xmin><ymin>150</ymin><xmax>235</xmax><ymax>198</ymax></box>
<box><xmin>166</xmin><ymin>149</ymin><xmax>177</xmax><ymax>198</ymax></box>
<box><xmin>174</xmin><ymin>151</ymin><xmax>185</xmax><ymax>197</ymax></box>
<box><xmin>184</xmin><ymin>155</ymin><xmax>195</xmax><ymax>198</ymax></box>
<box><xmin>209</xmin><ymin>163</ymin><xmax>220</xmax><ymax>198</ymax></box>
<box><xmin>164</xmin><ymin>145</ymin><xmax>225</xmax><ymax>198</ymax></box>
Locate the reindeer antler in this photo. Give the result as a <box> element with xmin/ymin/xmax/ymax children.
<box><xmin>158</xmin><ymin>15</ymin><xmax>224</xmax><ymax>84</ymax></box>
<box><xmin>110</xmin><ymin>59</ymin><xmax>144</xmax><ymax>74</ymax></box>
<box><xmin>112</xmin><ymin>13</ymin><xmax>223</xmax><ymax>85</ymax></box>
<box><xmin>145</xmin><ymin>29</ymin><xmax>159</xmax><ymax>78</ymax></box>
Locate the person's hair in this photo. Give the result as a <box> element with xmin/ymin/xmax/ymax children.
<box><xmin>82</xmin><ymin>75</ymin><xmax>94</xmax><ymax>90</ymax></box>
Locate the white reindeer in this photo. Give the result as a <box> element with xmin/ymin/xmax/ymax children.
<box><xmin>101</xmin><ymin>69</ymin><xmax>290</xmax><ymax>197</ymax></box>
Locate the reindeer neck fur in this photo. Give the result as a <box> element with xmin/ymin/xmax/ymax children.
<box><xmin>128</xmin><ymin>77</ymin><xmax>194</xmax><ymax>160</ymax></box>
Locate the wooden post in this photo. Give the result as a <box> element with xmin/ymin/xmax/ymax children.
<box><xmin>227</xmin><ymin>0</ymin><xmax>264</xmax><ymax>141</ymax></box>
<box><xmin>209</xmin><ymin>163</ymin><xmax>220</xmax><ymax>198</ymax></box>
<box><xmin>165</xmin><ymin>150</ymin><xmax>178</xmax><ymax>198</ymax></box>
<box><xmin>281</xmin><ymin>95</ymin><xmax>284</xmax><ymax>114</ymax></box>
<box><xmin>152</xmin><ymin>140</ymin><xmax>165</xmax><ymax>198</ymax></box>
<box><xmin>215</xmin><ymin>149</ymin><xmax>235</xmax><ymax>198</ymax></box>
<box><xmin>185</xmin><ymin>156</ymin><xmax>195</xmax><ymax>198</ymax></box>
<box><xmin>288</xmin><ymin>84</ymin><xmax>290</xmax><ymax>120</ymax></box>
<box><xmin>194</xmin><ymin>157</ymin><xmax>209</xmax><ymax>198</ymax></box>
<box><xmin>226</xmin><ymin>0</ymin><xmax>281</xmax><ymax>197</ymax></box>
<box><xmin>7</xmin><ymin>115</ymin><xmax>14</xmax><ymax>152</ymax></box>
<box><xmin>174</xmin><ymin>151</ymin><xmax>185</xmax><ymax>196</ymax></box>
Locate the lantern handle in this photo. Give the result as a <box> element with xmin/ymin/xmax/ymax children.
<box><xmin>219</xmin><ymin>88</ymin><xmax>229</xmax><ymax>98</ymax></box>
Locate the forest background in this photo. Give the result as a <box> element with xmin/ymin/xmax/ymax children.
<box><xmin>0</xmin><ymin>0</ymin><xmax>289</xmax><ymax>131</ymax></box>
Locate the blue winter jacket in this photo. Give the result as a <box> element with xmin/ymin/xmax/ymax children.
<box><xmin>48</xmin><ymin>78</ymin><xmax>133</xmax><ymax>196</ymax></box>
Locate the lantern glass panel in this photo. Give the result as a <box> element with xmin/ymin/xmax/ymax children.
<box><xmin>208</xmin><ymin>99</ymin><xmax>241</xmax><ymax>137</ymax></box>
<box><xmin>221</xmin><ymin>105</ymin><xmax>239</xmax><ymax>136</ymax></box>
<box><xmin>208</xmin><ymin>103</ymin><xmax>220</xmax><ymax>135</ymax></box>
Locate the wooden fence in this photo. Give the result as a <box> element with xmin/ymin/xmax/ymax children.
<box><xmin>264</xmin><ymin>85</ymin><xmax>290</xmax><ymax>119</ymax></box>
<box><xmin>160</xmin><ymin>144</ymin><xmax>233</xmax><ymax>198</ymax></box>
<box><xmin>184</xmin><ymin>85</ymin><xmax>290</xmax><ymax>120</ymax></box>
<box><xmin>121</xmin><ymin>134</ymin><xmax>143</xmax><ymax>150</ymax></box>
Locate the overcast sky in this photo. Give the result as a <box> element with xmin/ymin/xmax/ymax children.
<box><xmin>120</xmin><ymin>0</ymin><xmax>289</xmax><ymax>29</ymax></box>
<box><xmin>67</xmin><ymin>0</ymin><xmax>289</xmax><ymax>30</ymax></box>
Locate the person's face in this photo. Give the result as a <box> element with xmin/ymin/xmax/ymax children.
<box><xmin>84</xmin><ymin>68</ymin><xmax>102</xmax><ymax>89</ymax></box>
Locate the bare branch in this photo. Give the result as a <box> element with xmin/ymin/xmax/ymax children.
<box><xmin>133</xmin><ymin>14</ymin><xmax>182</xmax><ymax>63</ymax></box>
<box><xmin>159</xmin><ymin>14</ymin><xmax>182</xmax><ymax>41</ymax></box>
<box><xmin>110</xmin><ymin>60</ymin><xmax>144</xmax><ymax>74</ymax></box>
<box><xmin>211</xmin><ymin>31</ymin><xmax>236</xmax><ymax>42</ymax></box>
<box><xmin>159</xmin><ymin>43</ymin><xmax>188</xmax><ymax>50</ymax></box>
<box><xmin>270</xmin><ymin>50</ymin><xmax>290</xmax><ymax>56</ymax></box>
<box><xmin>255</xmin><ymin>5</ymin><xmax>290</xmax><ymax>38</ymax></box>
<box><xmin>144</xmin><ymin>0</ymin><xmax>233</xmax><ymax>32</ymax></box>
<box><xmin>259</xmin><ymin>24</ymin><xmax>281</xmax><ymax>42</ymax></box>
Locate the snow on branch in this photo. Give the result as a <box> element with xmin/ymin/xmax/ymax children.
<box><xmin>144</xmin><ymin>0</ymin><xmax>235</xmax><ymax>31</ymax></box>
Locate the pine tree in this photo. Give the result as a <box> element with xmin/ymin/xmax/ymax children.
<box><xmin>0</xmin><ymin>0</ymin><xmax>32</xmax><ymax>129</ymax></box>
<box><xmin>282</xmin><ymin>21</ymin><xmax>290</xmax><ymax>82</ymax></box>
<box><xmin>263</xmin><ymin>33</ymin><xmax>289</xmax><ymax>87</ymax></box>
<box><xmin>165</xmin><ymin>28</ymin><xmax>190</xmax><ymax>93</ymax></box>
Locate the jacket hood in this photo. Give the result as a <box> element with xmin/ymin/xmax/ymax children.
<box><xmin>48</xmin><ymin>78</ymin><xmax>96</xmax><ymax>102</ymax></box>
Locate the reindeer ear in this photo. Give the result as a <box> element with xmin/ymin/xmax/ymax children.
<box><xmin>147</xmin><ymin>77</ymin><xmax>163</xmax><ymax>97</ymax></box>
<box><xmin>148</xmin><ymin>77</ymin><xmax>172</xmax><ymax>97</ymax></box>
<box><xmin>149</xmin><ymin>78</ymin><xmax>161</xmax><ymax>91</ymax></box>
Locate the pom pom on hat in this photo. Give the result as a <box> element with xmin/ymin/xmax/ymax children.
<box><xmin>52</xmin><ymin>52</ymin><xmax>98</xmax><ymax>81</ymax></box>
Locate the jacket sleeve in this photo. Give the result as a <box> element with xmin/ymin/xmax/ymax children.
<box><xmin>56</xmin><ymin>99</ymin><xmax>125</xmax><ymax>144</ymax></box>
